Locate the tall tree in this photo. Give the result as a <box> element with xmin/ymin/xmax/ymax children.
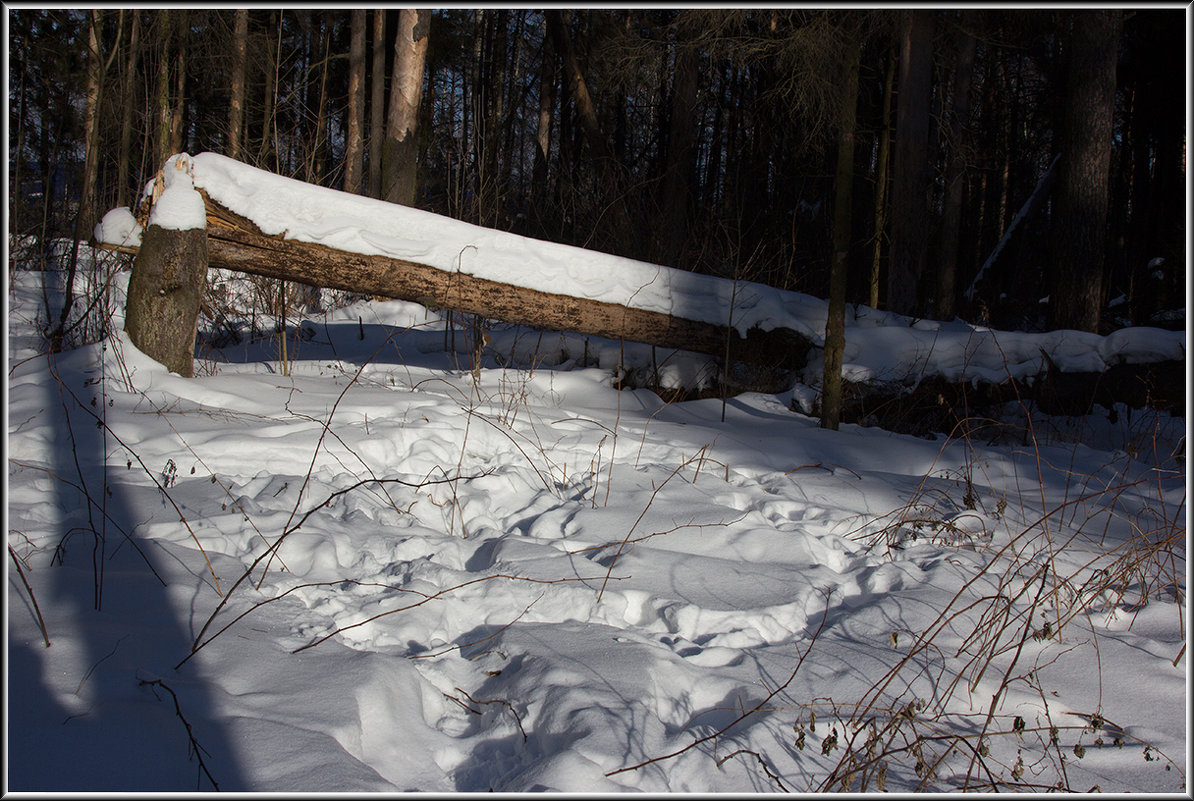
<box><xmin>1048</xmin><ymin>10</ymin><xmax>1121</xmax><ymax>332</ymax></box>
<box><xmin>887</xmin><ymin>9</ymin><xmax>934</xmax><ymax>316</ymax></box>
<box><xmin>154</xmin><ymin>10</ymin><xmax>174</xmax><ymax>167</ymax></box>
<box><xmin>382</xmin><ymin>9</ymin><xmax>431</xmax><ymax>206</ymax></box>
<box><xmin>169</xmin><ymin>10</ymin><xmax>187</xmax><ymax>155</ymax></box>
<box><xmin>228</xmin><ymin>8</ymin><xmax>248</xmax><ymax>161</ymax></box>
<box><xmin>78</xmin><ymin>9</ymin><xmax>112</xmax><ymax>233</ymax></box>
<box><xmin>116</xmin><ymin>12</ymin><xmax>141</xmax><ymax>207</ymax></box>
<box><xmin>868</xmin><ymin>43</ymin><xmax>895</xmax><ymax>309</ymax></box>
<box><xmin>258</xmin><ymin>11</ymin><xmax>278</xmax><ymax>170</ymax></box>
<box><xmin>368</xmin><ymin>9</ymin><xmax>386</xmax><ymax>198</ymax></box>
<box><xmin>531</xmin><ymin>18</ymin><xmax>557</xmax><ymax>224</ymax></box>
<box><xmin>305</xmin><ymin>11</ymin><xmax>332</xmax><ymax>184</ymax></box>
<box><xmin>51</xmin><ymin>9</ymin><xmax>121</xmax><ymax>352</ymax></box>
<box><xmin>343</xmin><ymin>9</ymin><xmax>366</xmax><ymax>193</ymax></box>
<box><xmin>821</xmin><ymin>30</ymin><xmax>861</xmax><ymax>431</ymax></box>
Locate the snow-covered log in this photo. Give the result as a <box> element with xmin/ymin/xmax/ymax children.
<box><xmin>95</xmin><ymin>154</ymin><xmax>1182</xmax><ymax>419</ymax></box>
<box><xmin>194</xmin><ymin>192</ymin><xmax>810</xmax><ymax>371</ymax></box>
<box><xmin>98</xmin><ymin>155</ymin><xmax>812</xmax><ymax>378</ymax></box>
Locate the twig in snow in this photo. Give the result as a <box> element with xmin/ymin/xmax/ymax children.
<box><xmin>716</xmin><ymin>749</ymin><xmax>789</xmax><ymax>792</ymax></box>
<box><xmin>181</xmin><ymin>472</ymin><xmax>491</xmax><ymax>666</ymax></box>
<box><xmin>410</xmin><ymin>592</ymin><xmax>542</xmax><ymax>660</ymax></box>
<box><xmin>138</xmin><ymin>677</ymin><xmax>220</xmax><ymax>790</ymax></box>
<box><xmin>261</xmin><ymin>329</ymin><xmax>408</xmax><ymax>583</ymax></box>
<box><xmin>596</xmin><ymin>451</ymin><xmax>709</xmax><ymax>602</ymax></box>
<box><xmin>9</xmin><ymin>545</ymin><xmax>51</xmax><ymax>647</ymax></box>
<box><xmin>453</xmin><ymin>686</ymin><xmax>529</xmax><ymax>743</ymax></box>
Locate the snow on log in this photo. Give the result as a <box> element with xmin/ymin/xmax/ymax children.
<box><xmin>99</xmin><ymin>153</ymin><xmax>813</xmax><ymax>377</ymax></box>
<box><xmin>195</xmin><ymin>191</ymin><xmax>810</xmax><ymax>370</ymax></box>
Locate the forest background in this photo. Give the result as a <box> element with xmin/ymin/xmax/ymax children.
<box><xmin>7</xmin><ymin>7</ymin><xmax>1188</xmax><ymax>339</ymax></box>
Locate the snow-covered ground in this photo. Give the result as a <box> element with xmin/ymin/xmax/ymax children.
<box><xmin>8</xmin><ymin>164</ymin><xmax>1188</xmax><ymax>792</ymax></box>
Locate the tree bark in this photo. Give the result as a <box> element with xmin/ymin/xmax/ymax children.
<box><xmin>307</xmin><ymin>12</ymin><xmax>332</xmax><ymax>184</ymax></box>
<box><xmin>821</xmin><ymin>36</ymin><xmax>860</xmax><ymax>432</ymax></box>
<box><xmin>259</xmin><ymin>11</ymin><xmax>278</xmax><ymax>170</ymax></box>
<box><xmin>79</xmin><ymin>9</ymin><xmax>106</xmax><ymax>237</ymax></box>
<box><xmin>155</xmin><ymin>11</ymin><xmax>174</xmax><ymax>167</ymax></box>
<box><xmin>382</xmin><ymin>9</ymin><xmax>430</xmax><ymax>206</ymax></box>
<box><xmin>170</xmin><ymin>11</ymin><xmax>187</xmax><ymax>155</ymax></box>
<box><xmin>531</xmin><ymin>20</ymin><xmax>557</xmax><ymax>231</ymax></box>
<box><xmin>344</xmin><ymin>9</ymin><xmax>367</xmax><ymax>194</ymax></box>
<box><xmin>869</xmin><ymin>44</ymin><xmax>895</xmax><ymax>310</ymax></box>
<box><xmin>51</xmin><ymin>9</ymin><xmax>117</xmax><ymax>353</ymax></box>
<box><xmin>228</xmin><ymin>9</ymin><xmax>248</xmax><ymax>161</ymax></box>
<box><xmin>117</xmin><ymin>13</ymin><xmax>141</xmax><ymax>208</ymax></box>
<box><xmin>887</xmin><ymin>10</ymin><xmax>934</xmax><ymax>316</ymax></box>
<box><xmin>368</xmin><ymin>9</ymin><xmax>386</xmax><ymax>199</ymax></box>
<box><xmin>1048</xmin><ymin>10</ymin><xmax>1121</xmax><ymax>333</ymax></box>
<box><xmin>124</xmin><ymin>223</ymin><xmax>209</xmax><ymax>377</ymax></box>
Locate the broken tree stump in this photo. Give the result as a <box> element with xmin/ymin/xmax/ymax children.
<box><xmin>123</xmin><ymin>222</ymin><xmax>209</xmax><ymax>378</ymax></box>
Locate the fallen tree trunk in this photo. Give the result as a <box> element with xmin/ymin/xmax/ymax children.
<box><xmin>104</xmin><ymin>189</ymin><xmax>812</xmax><ymax>373</ymax></box>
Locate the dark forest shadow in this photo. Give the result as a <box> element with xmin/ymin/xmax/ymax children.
<box><xmin>7</xmin><ymin>341</ymin><xmax>248</xmax><ymax>791</ymax></box>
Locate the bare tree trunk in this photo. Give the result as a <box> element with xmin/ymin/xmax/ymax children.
<box><xmin>382</xmin><ymin>9</ymin><xmax>430</xmax><ymax>206</ymax></box>
<box><xmin>51</xmin><ymin>9</ymin><xmax>110</xmax><ymax>353</ymax></box>
<box><xmin>117</xmin><ymin>13</ymin><xmax>141</xmax><ymax>208</ymax></box>
<box><xmin>344</xmin><ymin>9</ymin><xmax>367</xmax><ymax>194</ymax></box>
<box><xmin>258</xmin><ymin>12</ymin><xmax>279</xmax><ymax>170</ymax></box>
<box><xmin>868</xmin><ymin>45</ymin><xmax>895</xmax><ymax>310</ymax></box>
<box><xmin>11</xmin><ymin>37</ymin><xmax>26</xmax><ymax>234</ymax></box>
<box><xmin>79</xmin><ymin>9</ymin><xmax>106</xmax><ymax>235</ymax></box>
<box><xmin>887</xmin><ymin>10</ymin><xmax>934</xmax><ymax>316</ymax></box>
<box><xmin>368</xmin><ymin>10</ymin><xmax>387</xmax><ymax>198</ymax></box>
<box><xmin>228</xmin><ymin>9</ymin><xmax>248</xmax><ymax>161</ymax></box>
<box><xmin>308</xmin><ymin>12</ymin><xmax>332</xmax><ymax>184</ymax></box>
<box><xmin>1049</xmin><ymin>10</ymin><xmax>1121</xmax><ymax>333</ymax></box>
<box><xmin>531</xmin><ymin>20</ymin><xmax>556</xmax><ymax>226</ymax></box>
<box><xmin>933</xmin><ymin>11</ymin><xmax>978</xmax><ymax>321</ymax></box>
<box><xmin>155</xmin><ymin>11</ymin><xmax>174</xmax><ymax>167</ymax></box>
<box><xmin>821</xmin><ymin>36</ymin><xmax>860</xmax><ymax>431</ymax></box>
<box><xmin>170</xmin><ymin>11</ymin><xmax>187</xmax><ymax>155</ymax></box>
